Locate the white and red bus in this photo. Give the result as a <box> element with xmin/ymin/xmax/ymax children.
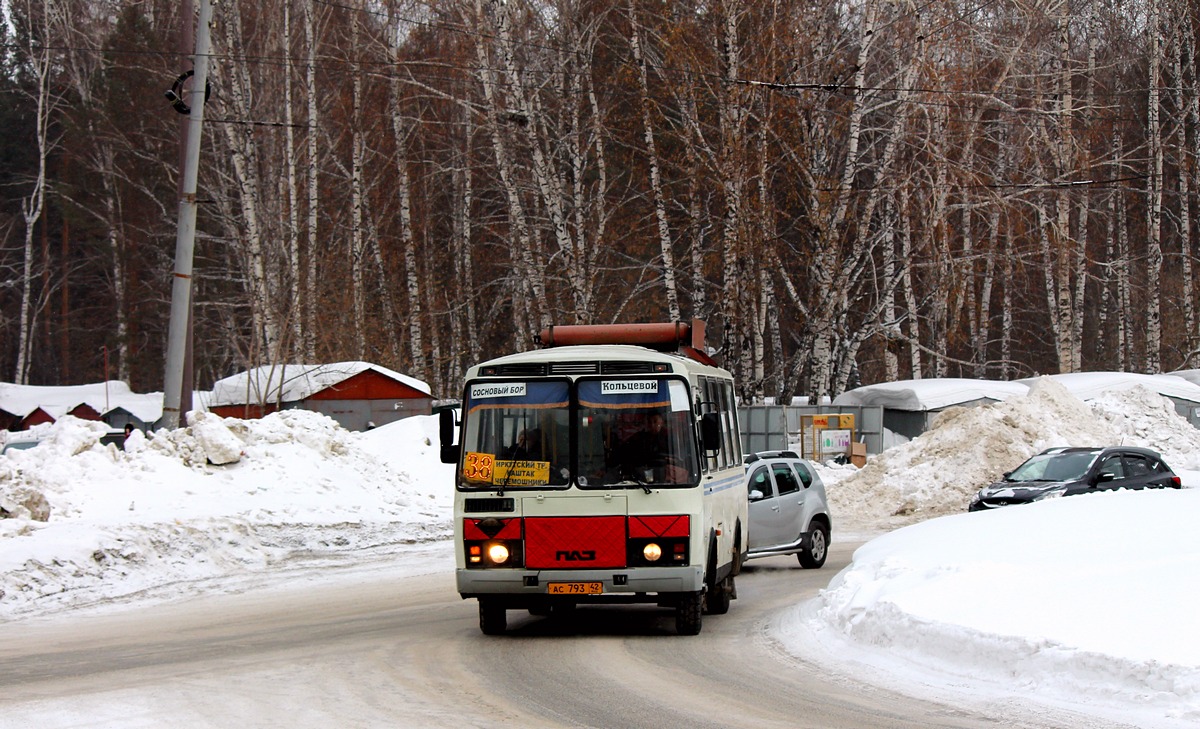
<box><xmin>439</xmin><ymin>321</ymin><xmax>747</xmax><ymax>635</ymax></box>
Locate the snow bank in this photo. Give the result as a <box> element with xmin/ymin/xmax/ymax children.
<box><xmin>803</xmin><ymin>488</ymin><xmax>1200</xmax><ymax>726</ymax></box>
<box><xmin>0</xmin><ymin>411</ymin><xmax>453</xmax><ymax>618</ymax></box>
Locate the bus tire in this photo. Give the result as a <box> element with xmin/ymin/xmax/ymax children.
<box><xmin>479</xmin><ymin>599</ymin><xmax>507</xmax><ymax>635</ymax></box>
<box><xmin>705</xmin><ymin>574</ymin><xmax>733</xmax><ymax>615</ymax></box>
<box><xmin>676</xmin><ymin>591</ymin><xmax>703</xmax><ymax>636</ymax></box>
<box><xmin>731</xmin><ymin>522</ymin><xmax>745</xmax><ymax>577</ymax></box>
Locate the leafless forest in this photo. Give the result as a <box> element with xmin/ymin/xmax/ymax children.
<box><xmin>2</xmin><ymin>0</ymin><xmax>1198</xmax><ymax>402</ymax></box>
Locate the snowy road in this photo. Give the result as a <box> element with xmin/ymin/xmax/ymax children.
<box><xmin>0</xmin><ymin>542</ymin><xmax>1131</xmax><ymax>729</ymax></box>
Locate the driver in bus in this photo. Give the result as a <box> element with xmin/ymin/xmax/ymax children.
<box><xmin>620</xmin><ymin>412</ymin><xmax>676</xmax><ymax>481</ymax></box>
<box><xmin>504</xmin><ymin>428</ymin><xmax>541</xmax><ymax>461</ymax></box>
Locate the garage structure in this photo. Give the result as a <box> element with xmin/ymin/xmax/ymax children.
<box><xmin>0</xmin><ymin>381</ymin><xmax>169</xmax><ymax>432</ymax></box>
<box><xmin>833</xmin><ymin>372</ymin><xmax>1200</xmax><ymax>442</ymax></box>
<box><xmin>208</xmin><ymin>362</ymin><xmax>432</xmax><ymax>431</ymax></box>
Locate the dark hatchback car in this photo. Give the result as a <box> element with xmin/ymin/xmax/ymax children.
<box><xmin>969</xmin><ymin>446</ymin><xmax>1181</xmax><ymax>512</ymax></box>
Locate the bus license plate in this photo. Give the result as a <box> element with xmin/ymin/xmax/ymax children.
<box><xmin>548</xmin><ymin>582</ymin><xmax>603</xmax><ymax>595</ymax></box>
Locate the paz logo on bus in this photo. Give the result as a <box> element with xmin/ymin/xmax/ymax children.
<box><xmin>556</xmin><ymin>550</ymin><xmax>596</xmax><ymax>561</ymax></box>
<box><xmin>470</xmin><ymin>382</ymin><xmax>526</xmax><ymax>399</ymax></box>
<box><xmin>601</xmin><ymin>380</ymin><xmax>658</xmax><ymax>394</ymax></box>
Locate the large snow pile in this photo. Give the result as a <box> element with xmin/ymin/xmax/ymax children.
<box><xmin>793</xmin><ymin>487</ymin><xmax>1200</xmax><ymax>728</ymax></box>
<box><xmin>828</xmin><ymin>377</ymin><xmax>1200</xmax><ymax>527</ymax></box>
<box><xmin>0</xmin><ymin>411</ymin><xmax>453</xmax><ymax>618</ymax></box>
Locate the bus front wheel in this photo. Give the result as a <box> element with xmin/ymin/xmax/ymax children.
<box><xmin>675</xmin><ymin>591</ymin><xmax>703</xmax><ymax>636</ymax></box>
<box><xmin>479</xmin><ymin>599</ymin><xmax>507</xmax><ymax>635</ymax></box>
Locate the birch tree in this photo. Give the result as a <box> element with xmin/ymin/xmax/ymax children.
<box><xmin>1146</xmin><ymin>0</ymin><xmax>1164</xmax><ymax>372</ymax></box>
<box><xmin>9</xmin><ymin>0</ymin><xmax>61</xmax><ymax>384</ymax></box>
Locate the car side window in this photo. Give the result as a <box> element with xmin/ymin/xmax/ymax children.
<box><xmin>1123</xmin><ymin>454</ymin><xmax>1152</xmax><ymax>477</ymax></box>
<box><xmin>749</xmin><ymin>465</ymin><xmax>774</xmax><ymax>499</ymax></box>
<box><xmin>1097</xmin><ymin>456</ymin><xmax>1124</xmax><ymax>480</ymax></box>
<box><xmin>793</xmin><ymin>461</ymin><xmax>814</xmax><ymax>488</ymax></box>
<box><xmin>773</xmin><ymin>463</ymin><xmax>801</xmax><ymax>495</ymax></box>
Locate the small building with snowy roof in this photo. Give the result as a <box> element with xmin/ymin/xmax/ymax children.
<box><xmin>835</xmin><ymin>372</ymin><xmax>1200</xmax><ymax>441</ymax></box>
<box><xmin>0</xmin><ymin>381</ymin><xmax>180</xmax><ymax>432</ymax></box>
<box><xmin>208</xmin><ymin>362</ymin><xmax>432</xmax><ymax>431</ymax></box>
<box><xmin>832</xmin><ymin>378</ymin><xmax>1030</xmax><ymax>440</ymax></box>
<box><xmin>1019</xmin><ymin>372</ymin><xmax>1200</xmax><ymax>427</ymax></box>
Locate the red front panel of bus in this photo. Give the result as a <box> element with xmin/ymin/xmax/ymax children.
<box><xmin>524</xmin><ymin>516</ymin><xmax>627</xmax><ymax>569</ymax></box>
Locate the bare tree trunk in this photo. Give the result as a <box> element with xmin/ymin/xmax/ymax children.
<box><xmin>349</xmin><ymin>4</ymin><xmax>367</xmax><ymax>358</ymax></box>
<box><xmin>712</xmin><ymin>4</ymin><xmax>754</xmax><ymax>393</ymax></box>
<box><xmin>1186</xmin><ymin>10</ymin><xmax>1200</xmax><ymax>367</ymax></box>
<box><xmin>387</xmin><ymin>9</ymin><xmax>427</xmax><ymax>375</ymax></box>
<box><xmin>453</xmin><ymin>104</ymin><xmax>480</xmax><ymax>367</ymax></box>
<box><xmin>1001</xmin><ymin>229</ymin><xmax>1013</xmax><ymax>379</ymax></box>
<box><xmin>900</xmin><ymin>187</ymin><xmax>922</xmax><ymax>377</ymax></box>
<box><xmin>218</xmin><ymin>0</ymin><xmax>281</xmax><ymax>360</ymax></box>
<box><xmin>1053</xmin><ymin>7</ymin><xmax>1080</xmax><ymax>373</ymax></box>
<box><xmin>284</xmin><ymin>0</ymin><xmax>301</xmax><ymax>361</ymax></box>
<box><xmin>1174</xmin><ymin>14</ymin><xmax>1197</xmax><ymax>364</ymax></box>
<box><xmin>98</xmin><ymin>141</ymin><xmax>130</xmax><ymax>382</ymax></box>
<box><xmin>490</xmin><ymin>0</ymin><xmax>590</xmax><ymax>322</ymax></box>
<box><xmin>1115</xmin><ymin>130</ymin><xmax>1132</xmax><ymax>370</ymax></box>
<box><xmin>304</xmin><ymin>0</ymin><xmax>320</xmax><ymax>360</ymax></box>
<box><xmin>1146</xmin><ymin>0</ymin><xmax>1164</xmax><ymax>372</ymax></box>
<box><xmin>472</xmin><ymin>0</ymin><xmax>548</xmax><ymax>337</ymax></box>
<box><xmin>977</xmin><ymin>206</ymin><xmax>1000</xmax><ymax>378</ymax></box>
<box><xmin>808</xmin><ymin>0</ymin><xmax>877</xmax><ymax>400</ymax></box>
<box><xmin>628</xmin><ymin>2</ymin><xmax>680</xmax><ymax>321</ymax></box>
<box><xmin>882</xmin><ymin>196</ymin><xmax>899</xmax><ymax>381</ymax></box>
<box><xmin>13</xmin><ymin>0</ymin><xmax>55</xmax><ymax>384</ymax></box>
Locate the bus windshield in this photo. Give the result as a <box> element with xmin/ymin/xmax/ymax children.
<box><xmin>458</xmin><ymin>377</ymin><xmax>699</xmax><ymax>490</ymax></box>
<box><xmin>576</xmin><ymin>378</ymin><xmax>698</xmax><ymax>488</ymax></box>
<box><xmin>460</xmin><ymin>380</ymin><xmax>571</xmax><ymax>489</ymax></box>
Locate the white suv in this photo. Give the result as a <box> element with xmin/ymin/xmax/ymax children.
<box><xmin>743</xmin><ymin>451</ymin><xmax>831</xmax><ymax>568</ymax></box>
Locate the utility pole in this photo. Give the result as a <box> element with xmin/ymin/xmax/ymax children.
<box><xmin>162</xmin><ymin>0</ymin><xmax>213</xmax><ymax>430</ymax></box>
<box><xmin>179</xmin><ymin>0</ymin><xmax>196</xmax><ymax>422</ymax></box>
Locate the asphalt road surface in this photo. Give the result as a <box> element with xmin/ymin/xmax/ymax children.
<box><xmin>0</xmin><ymin>542</ymin><xmax>1128</xmax><ymax>728</ymax></box>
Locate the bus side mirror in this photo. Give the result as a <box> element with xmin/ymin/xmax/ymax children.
<box><xmin>700</xmin><ymin>412</ymin><xmax>720</xmax><ymax>452</ymax></box>
<box><xmin>439</xmin><ymin>409</ymin><xmax>460</xmax><ymax>464</ymax></box>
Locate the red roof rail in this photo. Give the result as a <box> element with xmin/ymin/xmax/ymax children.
<box><xmin>536</xmin><ymin>319</ymin><xmax>716</xmax><ymax>366</ymax></box>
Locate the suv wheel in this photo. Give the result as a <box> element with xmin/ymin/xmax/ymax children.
<box><xmin>798</xmin><ymin>523</ymin><xmax>829</xmax><ymax>569</ymax></box>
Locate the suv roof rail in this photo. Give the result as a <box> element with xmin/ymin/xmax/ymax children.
<box><xmin>744</xmin><ymin>450</ymin><xmax>801</xmax><ymax>464</ymax></box>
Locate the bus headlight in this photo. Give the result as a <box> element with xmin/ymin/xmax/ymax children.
<box><xmin>642</xmin><ymin>543</ymin><xmax>663</xmax><ymax>562</ymax></box>
<box><xmin>487</xmin><ymin>543</ymin><xmax>511</xmax><ymax>564</ymax></box>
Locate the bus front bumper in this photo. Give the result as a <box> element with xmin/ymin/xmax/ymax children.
<box><xmin>457</xmin><ymin>565</ymin><xmax>704</xmax><ymax>601</ymax></box>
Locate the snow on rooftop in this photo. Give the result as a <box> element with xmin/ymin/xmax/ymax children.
<box><xmin>1021</xmin><ymin>371</ymin><xmax>1200</xmax><ymax>404</ymax></box>
<box><xmin>0</xmin><ymin>381</ymin><xmax>182</xmax><ymax>424</ymax></box>
<box><xmin>834</xmin><ymin>371</ymin><xmax>1200</xmax><ymax>412</ymax></box>
<box><xmin>832</xmin><ymin>377</ymin><xmax>1029</xmax><ymax>411</ymax></box>
<box><xmin>209</xmin><ymin>361</ymin><xmax>431</xmax><ymax>408</ymax></box>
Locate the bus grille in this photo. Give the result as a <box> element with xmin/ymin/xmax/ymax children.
<box><xmin>463</xmin><ymin>498</ymin><xmax>515</xmax><ymax>513</ymax></box>
<box><xmin>524</xmin><ymin>516</ymin><xmax>626</xmax><ymax>569</ymax></box>
<box><xmin>550</xmin><ymin>361</ymin><xmax>600</xmax><ymax>375</ymax></box>
<box><xmin>490</xmin><ymin>363</ymin><xmax>547</xmax><ymax>376</ymax></box>
<box><xmin>601</xmin><ymin>361</ymin><xmax>659</xmax><ymax>374</ymax></box>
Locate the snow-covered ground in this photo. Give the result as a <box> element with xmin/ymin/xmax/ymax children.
<box><xmin>2</xmin><ymin>377</ymin><xmax>1199</xmax><ymax>727</ymax></box>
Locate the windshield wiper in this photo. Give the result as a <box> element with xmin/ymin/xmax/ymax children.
<box><xmin>624</xmin><ymin>471</ymin><xmax>653</xmax><ymax>494</ymax></box>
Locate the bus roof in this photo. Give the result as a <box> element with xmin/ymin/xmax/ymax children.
<box><xmin>468</xmin><ymin>344</ymin><xmax>732</xmax><ymax>379</ymax></box>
